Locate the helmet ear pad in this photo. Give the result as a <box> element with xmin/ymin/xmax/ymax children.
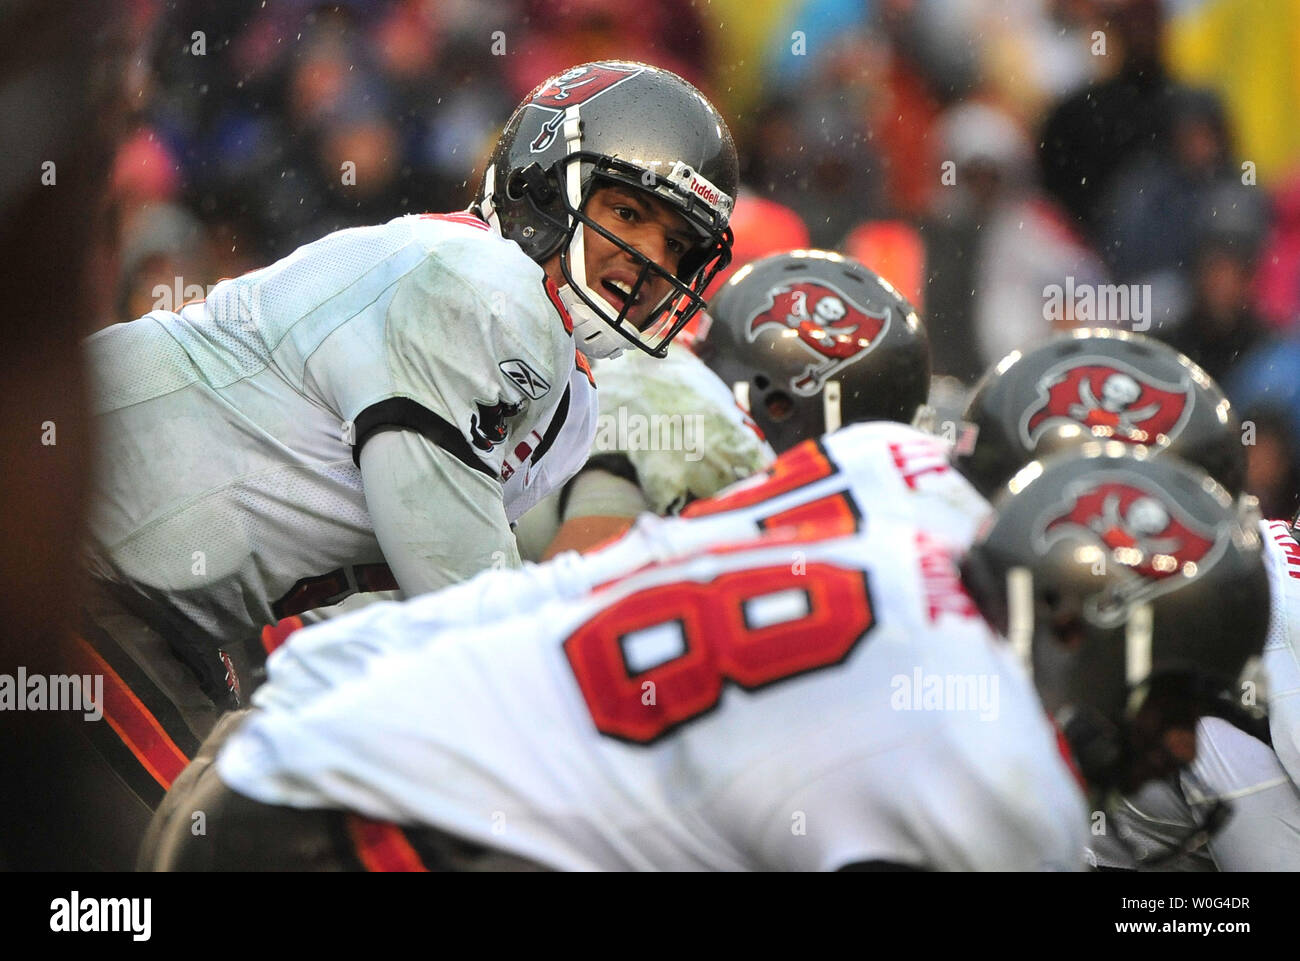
<box><xmin>492</xmin><ymin>162</ymin><xmax>570</xmax><ymax>264</ymax></box>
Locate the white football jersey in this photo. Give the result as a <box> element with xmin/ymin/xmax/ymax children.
<box><xmin>1260</xmin><ymin>519</ymin><xmax>1300</xmax><ymax>786</ymax></box>
<box><xmin>258</xmin><ymin>421</ymin><xmax>995</xmax><ymax>710</ymax></box>
<box><xmin>85</xmin><ymin>213</ymin><xmax>594</xmax><ymax>656</ymax></box>
<box><xmin>1086</xmin><ymin>716</ymin><xmax>1300</xmax><ymax>871</ymax></box>
<box><xmin>219</xmin><ymin>517</ymin><xmax>1088</xmax><ymax>871</ymax></box>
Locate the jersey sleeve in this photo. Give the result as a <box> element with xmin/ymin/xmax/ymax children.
<box><xmin>359</xmin><ymin>429</ymin><xmax>520</xmax><ymax>596</ymax></box>
<box><xmin>304</xmin><ymin>230</ymin><xmax>572</xmax><ymax>481</ymax></box>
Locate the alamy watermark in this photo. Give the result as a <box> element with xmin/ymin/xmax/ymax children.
<box><xmin>1044</xmin><ymin>276</ymin><xmax>1151</xmax><ymax>332</ymax></box>
<box><xmin>0</xmin><ymin>668</ymin><xmax>102</xmax><ymax>721</ymax></box>
<box><xmin>890</xmin><ymin>668</ymin><xmax>1000</xmax><ymax>721</ymax></box>
<box><xmin>592</xmin><ymin>407</ymin><xmax>705</xmax><ymax>462</ymax></box>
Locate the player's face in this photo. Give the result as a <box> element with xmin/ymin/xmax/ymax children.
<box><xmin>576</xmin><ymin>184</ymin><xmax>696</xmax><ymax>330</ymax></box>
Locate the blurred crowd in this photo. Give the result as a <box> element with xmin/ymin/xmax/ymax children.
<box><xmin>111</xmin><ymin>0</ymin><xmax>1300</xmax><ymax>516</ymax></box>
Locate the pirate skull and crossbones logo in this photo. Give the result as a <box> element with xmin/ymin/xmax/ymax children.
<box><xmin>1068</xmin><ymin>372</ymin><xmax>1162</xmax><ymax>430</ymax></box>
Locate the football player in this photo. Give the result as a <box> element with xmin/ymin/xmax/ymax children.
<box><xmin>241</xmin><ymin>417</ymin><xmax>998</xmax><ymax>714</ymax></box>
<box><xmin>141</xmin><ymin>446</ymin><xmax>1269</xmax><ymax>871</ymax></box>
<box><xmin>75</xmin><ymin>61</ymin><xmax>737</xmax><ymax>863</ymax></box>
<box><xmin>1086</xmin><ymin>510</ymin><xmax>1300</xmax><ymax>871</ymax></box>
<box><xmin>960</xmin><ymin>445</ymin><xmax>1270</xmax><ymax>869</ymax></box>
<box><xmin>954</xmin><ymin>330</ymin><xmax>1300</xmax><ymax>870</ymax></box>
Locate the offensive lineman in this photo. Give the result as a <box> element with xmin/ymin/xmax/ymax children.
<box><xmin>141</xmin><ymin>443</ymin><xmax>1270</xmax><ymax>870</ymax></box>
<box><xmin>75</xmin><ymin>61</ymin><xmax>738</xmax><ymax>867</ymax></box>
<box><xmin>954</xmin><ymin>332</ymin><xmax>1300</xmax><ymax>870</ymax></box>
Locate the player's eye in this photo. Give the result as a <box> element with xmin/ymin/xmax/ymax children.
<box><xmin>613</xmin><ymin>205</ymin><xmax>637</xmax><ymax>222</ymax></box>
<box><xmin>666</xmin><ymin>237</ymin><xmax>686</xmax><ymax>255</ymax></box>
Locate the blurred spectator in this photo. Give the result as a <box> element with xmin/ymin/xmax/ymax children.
<box><xmin>1165</xmin><ymin>0</ymin><xmax>1300</xmax><ymax>185</ymax></box>
<box><xmin>1237</xmin><ymin>406</ymin><xmax>1300</xmax><ymax>522</ymax></box>
<box><xmin>1225</xmin><ymin>337</ymin><xmax>1300</xmax><ymax>519</ymax></box>
<box><xmin>977</xmin><ymin>0</ymin><xmax>1107</xmax><ymax>125</ymax></box>
<box><xmin>1255</xmin><ymin>171</ymin><xmax>1300</xmax><ymax>330</ymax></box>
<box><xmin>744</xmin><ymin>77</ymin><xmax>886</xmax><ymax>247</ymax></box>
<box><xmin>1095</xmin><ymin>88</ymin><xmax>1237</xmax><ymax>284</ymax></box>
<box><xmin>1162</xmin><ymin>182</ymin><xmax>1271</xmax><ymax>382</ymax></box>
<box><xmin>921</xmin><ymin>102</ymin><xmax>1107</xmax><ymax>381</ymax></box>
<box><xmin>1037</xmin><ymin>0</ymin><xmax>1187</xmax><ymax>235</ymax></box>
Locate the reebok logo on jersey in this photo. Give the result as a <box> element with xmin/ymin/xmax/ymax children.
<box><xmin>499</xmin><ymin>359</ymin><xmax>550</xmax><ymax>399</ymax></box>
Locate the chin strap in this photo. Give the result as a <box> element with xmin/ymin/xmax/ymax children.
<box><xmin>559</xmin><ymin>281</ymin><xmax>625</xmax><ymax>360</ymax></box>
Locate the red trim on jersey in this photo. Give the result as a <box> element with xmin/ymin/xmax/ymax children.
<box><xmin>347</xmin><ymin>815</ymin><xmax>429</xmax><ymax>872</ymax></box>
<box><xmin>418</xmin><ymin>211</ymin><xmax>490</xmax><ymax>231</ymax></box>
<box><xmin>260</xmin><ymin>616</ymin><xmax>306</xmax><ymax>656</ymax></box>
<box><xmin>1267</xmin><ymin>520</ymin><xmax>1300</xmax><ymax>581</ymax></box>
<box><xmin>683</xmin><ymin>439</ymin><xmax>835</xmax><ymax>517</ymax></box>
<box><xmin>69</xmin><ymin>636</ymin><xmax>190</xmax><ymax>791</ymax></box>
<box><xmin>761</xmin><ymin>495</ymin><xmax>859</xmax><ymax>539</ymax></box>
<box><xmin>574</xmin><ymin>350</ymin><xmax>596</xmax><ymax>388</ymax></box>
<box><xmin>543</xmin><ymin>276</ymin><xmax>575</xmax><ymax>334</ymax></box>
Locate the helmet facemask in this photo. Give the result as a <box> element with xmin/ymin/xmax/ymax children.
<box><xmin>508</xmin><ymin>150</ymin><xmax>732</xmax><ymax>359</ymax></box>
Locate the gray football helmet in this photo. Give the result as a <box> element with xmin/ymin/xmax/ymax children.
<box><xmin>692</xmin><ymin>249</ymin><xmax>931</xmax><ymax>454</ymax></box>
<box><xmin>961</xmin><ymin>445</ymin><xmax>1269</xmax><ymax>802</ymax></box>
<box><xmin>955</xmin><ymin>328</ymin><xmax>1245</xmax><ymax>499</ymax></box>
<box><xmin>476</xmin><ymin>60</ymin><xmax>737</xmax><ymax>359</ymax></box>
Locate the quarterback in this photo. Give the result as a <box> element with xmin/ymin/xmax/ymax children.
<box><xmin>73</xmin><ymin>61</ymin><xmax>737</xmax><ymax>863</ymax></box>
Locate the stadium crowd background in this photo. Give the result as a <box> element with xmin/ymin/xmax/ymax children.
<box><xmin>110</xmin><ymin>0</ymin><xmax>1300</xmax><ymax>516</ymax></box>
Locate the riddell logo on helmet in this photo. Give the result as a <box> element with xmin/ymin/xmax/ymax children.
<box><xmin>527</xmin><ymin>63</ymin><xmax>645</xmax><ymax>153</ymax></box>
<box><xmin>1035</xmin><ymin>474</ymin><xmax>1225</xmax><ymax>612</ymax></box>
<box><xmin>1020</xmin><ymin>358</ymin><xmax>1193</xmax><ymax>449</ymax></box>
<box><xmin>692</xmin><ymin>179</ymin><xmax>720</xmax><ymax>205</ymax></box>
<box><xmin>746</xmin><ymin>280</ymin><xmax>889</xmax><ymax>396</ymax></box>
<box><xmin>666</xmin><ymin>161</ymin><xmax>733</xmax><ymax>218</ymax></box>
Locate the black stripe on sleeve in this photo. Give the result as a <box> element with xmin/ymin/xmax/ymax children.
<box><xmin>529</xmin><ymin>384</ymin><xmax>571</xmax><ymax>467</ymax></box>
<box><xmin>351</xmin><ymin>397</ymin><xmax>496</xmax><ymax>482</ymax></box>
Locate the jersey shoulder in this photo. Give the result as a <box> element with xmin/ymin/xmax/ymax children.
<box><xmin>589</xmin><ymin>342</ymin><xmax>774</xmax><ymax>513</ymax></box>
<box><xmin>386</xmin><ymin>213</ymin><xmax>576</xmax><ymax>391</ymax></box>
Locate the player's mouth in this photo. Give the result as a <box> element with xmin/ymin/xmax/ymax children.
<box><xmin>597</xmin><ymin>274</ymin><xmax>643</xmax><ymax>317</ymax></box>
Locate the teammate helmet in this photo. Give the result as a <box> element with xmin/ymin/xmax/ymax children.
<box><xmin>476</xmin><ymin>61</ymin><xmax>738</xmax><ymax>360</ymax></box>
<box><xmin>961</xmin><ymin>445</ymin><xmax>1269</xmax><ymax>796</ymax></box>
<box><xmin>954</xmin><ymin>328</ymin><xmax>1245</xmax><ymax>498</ymax></box>
<box><xmin>693</xmin><ymin>249</ymin><xmax>931</xmax><ymax>454</ymax></box>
